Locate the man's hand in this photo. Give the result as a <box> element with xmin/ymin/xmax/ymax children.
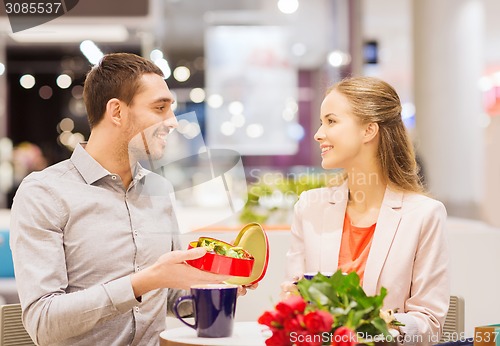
<box><xmin>131</xmin><ymin>247</ymin><xmax>229</xmax><ymax>298</ymax></box>
<box><xmin>237</xmin><ymin>282</ymin><xmax>258</xmax><ymax>297</ymax></box>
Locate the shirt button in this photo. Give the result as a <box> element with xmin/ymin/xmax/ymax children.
<box><xmin>134</xmin><ymin>306</ymin><xmax>139</xmax><ymax>313</ymax></box>
<box><xmin>133</xmin><ymin>230</ymin><xmax>138</xmax><ymax>237</ymax></box>
<box><xmin>135</xmin><ymin>266</ymin><xmax>140</xmax><ymax>272</ymax></box>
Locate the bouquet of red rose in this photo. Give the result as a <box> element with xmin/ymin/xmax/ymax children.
<box><xmin>258</xmin><ymin>270</ymin><xmax>403</xmax><ymax>346</ymax></box>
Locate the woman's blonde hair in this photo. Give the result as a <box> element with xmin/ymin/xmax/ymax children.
<box><xmin>327</xmin><ymin>76</ymin><xmax>424</xmax><ymax>193</ymax></box>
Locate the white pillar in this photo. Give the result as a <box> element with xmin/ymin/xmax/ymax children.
<box><xmin>483</xmin><ymin>116</ymin><xmax>500</xmax><ymax>226</ymax></box>
<box><xmin>413</xmin><ymin>0</ymin><xmax>484</xmax><ymax>217</ymax></box>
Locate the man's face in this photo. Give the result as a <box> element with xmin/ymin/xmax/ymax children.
<box><xmin>125</xmin><ymin>73</ymin><xmax>178</xmax><ymax>162</ymax></box>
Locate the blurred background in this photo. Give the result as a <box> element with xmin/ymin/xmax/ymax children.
<box><xmin>0</xmin><ymin>0</ymin><xmax>499</xmax><ymax>228</ymax></box>
<box><xmin>0</xmin><ymin>0</ymin><xmax>500</xmax><ymax>225</ymax></box>
<box><xmin>1</xmin><ymin>0</ymin><xmax>500</xmax><ymax>334</ymax></box>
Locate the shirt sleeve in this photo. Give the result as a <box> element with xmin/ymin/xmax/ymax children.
<box><xmin>9</xmin><ymin>176</ymin><xmax>139</xmax><ymax>345</ymax></box>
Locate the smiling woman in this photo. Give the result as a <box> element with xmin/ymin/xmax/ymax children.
<box><xmin>282</xmin><ymin>76</ymin><xmax>449</xmax><ymax>346</ymax></box>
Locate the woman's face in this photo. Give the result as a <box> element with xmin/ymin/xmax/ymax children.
<box><xmin>314</xmin><ymin>90</ymin><xmax>368</xmax><ymax>170</ymax></box>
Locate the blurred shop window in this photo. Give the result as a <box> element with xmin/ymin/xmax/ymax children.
<box><xmin>7</xmin><ymin>142</ymin><xmax>48</xmax><ymax>208</ymax></box>
<box><xmin>205</xmin><ymin>26</ymin><xmax>300</xmax><ymax>156</ymax></box>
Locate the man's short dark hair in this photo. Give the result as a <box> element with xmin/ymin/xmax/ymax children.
<box><xmin>83</xmin><ymin>53</ymin><xmax>164</xmax><ymax>128</ymax></box>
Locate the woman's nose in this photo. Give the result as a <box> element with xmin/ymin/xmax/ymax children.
<box><xmin>314</xmin><ymin>127</ymin><xmax>324</xmax><ymax>142</ymax></box>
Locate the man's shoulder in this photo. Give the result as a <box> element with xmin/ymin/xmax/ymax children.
<box><xmin>22</xmin><ymin>159</ymin><xmax>75</xmax><ymax>185</ymax></box>
<box><xmin>142</xmin><ymin>170</ymin><xmax>175</xmax><ymax>195</ymax></box>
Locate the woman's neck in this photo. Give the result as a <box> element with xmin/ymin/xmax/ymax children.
<box><xmin>346</xmin><ymin>166</ymin><xmax>387</xmax><ymax>214</ymax></box>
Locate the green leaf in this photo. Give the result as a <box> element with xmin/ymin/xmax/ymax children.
<box><xmin>294</xmin><ymin>269</ymin><xmax>395</xmax><ymax>339</ymax></box>
<box><xmin>308</xmin><ymin>285</ymin><xmax>331</xmax><ymax>307</ymax></box>
<box><xmin>370</xmin><ymin>317</ymin><xmax>391</xmax><ymax>338</ymax></box>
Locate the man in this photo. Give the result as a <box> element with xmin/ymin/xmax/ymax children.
<box><xmin>10</xmin><ymin>53</ymin><xmax>229</xmax><ymax>345</ymax></box>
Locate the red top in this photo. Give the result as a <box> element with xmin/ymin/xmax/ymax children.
<box><xmin>338</xmin><ymin>213</ymin><xmax>376</xmax><ymax>283</ymax></box>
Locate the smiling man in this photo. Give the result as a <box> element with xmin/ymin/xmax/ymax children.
<box><xmin>10</xmin><ymin>53</ymin><xmax>229</xmax><ymax>346</ymax></box>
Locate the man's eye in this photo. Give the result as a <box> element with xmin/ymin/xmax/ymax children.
<box><xmin>157</xmin><ymin>106</ymin><xmax>165</xmax><ymax>111</ymax></box>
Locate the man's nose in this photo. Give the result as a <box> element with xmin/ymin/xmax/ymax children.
<box><xmin>164</xmin><ymin>111</ymin><xmax>178</xmax><ymax>130</ymax></box>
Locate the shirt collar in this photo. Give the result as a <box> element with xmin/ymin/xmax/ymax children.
<box><xmin>70</xmin><ymin>143</ymin><xmax>150</xmax><ymax>185</ymax></box>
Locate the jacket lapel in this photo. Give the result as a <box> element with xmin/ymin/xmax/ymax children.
<box><xmin>319</xmin><ymin>181</ymin><xmax>348</xmax><ymax>273</ymax></box>
<box><xmin>363</xmin><ymin>187</ymin><xmax>403</xmax><ymax>295</ymax></box>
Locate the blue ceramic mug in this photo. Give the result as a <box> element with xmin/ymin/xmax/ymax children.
<box><xmin>173</xmin><ymin>284</ymin><xmax>238</xmax><ymax>338</ymax></box>
<box><xmin>303</xmin><ymin>272</ymin><xmax>335</xmax><ymax>280</ymax></box>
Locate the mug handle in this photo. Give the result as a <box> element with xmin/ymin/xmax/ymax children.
<box><xmin>173</xmin><ymin>295</ymin><xmax>197</xmax><ymax>330</ymax></box>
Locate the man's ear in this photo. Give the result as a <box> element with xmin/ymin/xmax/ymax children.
<box><xmin>106</xmin><ymin>98</ymin><xmax>123</xmax><ymax>126</ymax></box>
<box><xmin>363</xmin><ymin>122</ymin><xmax>379</xmax><ymax>143</ymax></box>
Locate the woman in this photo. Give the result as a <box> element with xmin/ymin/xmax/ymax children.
<box><xmin>282</xmin><ymin>77</ymin><xmax>449</xmax><ymax>345</ymax></box>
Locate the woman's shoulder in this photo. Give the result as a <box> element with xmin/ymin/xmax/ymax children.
<box><xmin>402</xmin><ymin>191</ymin><xmax>447</xmax><ymax>216</ymax></box>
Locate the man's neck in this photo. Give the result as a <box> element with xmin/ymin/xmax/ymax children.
<box><xmin>85</xmin><ymin>132</ymin><xmax>134</xmax><ymax>188</ymax></box>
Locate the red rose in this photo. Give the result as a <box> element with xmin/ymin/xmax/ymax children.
<box><xmin>258</xmin><ymin>310</ymin><xmax>284</xmax><ymax>328</ymax></box>
<box><xmin>265</xmin><ymin>328</ymin><xmax>290</xmax><ymax>346</ymax></box>
<box><xmin>275</xmin><ymin>296</ymin><xmax>307</xmax><ymax>317</ymax></box>
<box><xmin>283</xmin><ymin>316</ymin><xmax>305</xmax><ymax>333</ymax></box>
<box><xmin>304</xmin><ymin>310</ymin><xmax>334</xmax><ymax>333</ymax></box>
<box><xmin>331</xmin><ymin>326</ymin><xmax>358</xmax><ymax>346</ymax></box>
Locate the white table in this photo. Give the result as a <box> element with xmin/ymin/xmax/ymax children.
<box><xmin>159</xmin><ymin>321</ymin><xmax>271</xmax><ymax>346</ymax></box>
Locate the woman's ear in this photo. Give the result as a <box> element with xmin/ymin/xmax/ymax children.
<box><xmin>363</xmin><ymin>122</ymin><xmax>379</xmax><ymax>143</ymax></box>
<box><xmin>105</xmin><ymin>98</ymin><xmax>123</xmax><ymax>126</ymax></box>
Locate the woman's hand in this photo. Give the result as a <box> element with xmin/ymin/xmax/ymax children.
<box><xmin>280</xmin><ymin>278</ymin><xmax>300</xmax><ymax>300</ymax></box>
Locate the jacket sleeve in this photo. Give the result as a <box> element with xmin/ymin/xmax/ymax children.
<box><xmin>285</xmin><ymin>192</ymin><xmax>307</xmax><ymax>279</ymax></box>
<box><xmin>395</xmin><ymin>201</ymin><xmax>450</xmax><ymax>345</ymax></box>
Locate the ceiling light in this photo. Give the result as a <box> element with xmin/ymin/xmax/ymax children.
<box><xmin>80</xmin><ymin>40</ymin><xmax>103</xmax><ymax>65</ymax></box>
<box><xmin>173</xmin><ymin>66</ymin><xmax>190</xmax><ymax>82</ymax></box>
<box><xmin>190</xmin><ymin>88</ymin><xmax>205</xmax><ymax>103</ymax></box>
<box><xmin>154</xmin><ymin>58</ymin><xmax>171</xmax><ymax>79</ymax></box>
<box><xmin>278</xmin><ymin>0</ymin><xmax>299</xmax><ymax>14</ymax></box>
<box><xmin>20</xmin><ymin>74</ymin><xmax>35</xmax><ymax>89</ymax></box>
<box><xmin>228</xmin><ymin>101</ymin><xmax>244</xmax><ymax>115</ymax></box>
<box><xmin>327</xmin><ymin>50</ymin><xmax>351</xmax><ymax>67</ymax></box>
<box><xmin>207</xmin><ymin>94</ymin><xmax>223</xmax><ymax>108</ymax></box>
<box><xmin>9</xmin><ymin>24</ymin><xmax>129</xmax><ymax>43</ymax></box>
<box><xmin>56</xmin><ymin>74</ymin><xmax>72</xmax><ymax>89</ymax></box>
<box><xmin>150</xmin><ymin>49</ymin><xmax>163</xmax><ymax>61</ymax></box>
